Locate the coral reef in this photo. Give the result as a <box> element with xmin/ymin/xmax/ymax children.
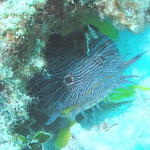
<box><xmin>0</xmin><ymin>0</ymin><xmax>91</xmax><ymax>149</ymax></box>
<box><xmin>96</xmin><ymin>0</ymin><xmax>150</xmax><ymax>33</ymax></box>
<box><xmin>0</xmin><ymin>0</ymin><xmax>150</xmax><ymax>150</ymax></box>
<box><xmin>0</xmin><ymin>0</ymin><xmax>52</xmax><ymax>149</ymax></box>
<box><xmin>68</xmin><ymin>0</ymin><xmax>150</xmax><ymax>33</ymax></box>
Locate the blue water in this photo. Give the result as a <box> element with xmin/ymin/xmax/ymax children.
<box><xmin>116</xmin><ymin>27</ymin><xmax>150</xmax><ymax>79</ymax></box>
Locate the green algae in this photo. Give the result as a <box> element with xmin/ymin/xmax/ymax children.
<box><xmin>33</xmin><ymin>131</ymin><xmax>53</xmax><ymax>143</ymax></box>
<box><xmin>54</xmin><ymin>121</ymin><xmax>76</xmax><ymax>149</ymax></box>
<box><xmin>105</xmin><ymin>85</ymin><xmax>150</xmax><ymax>103</ymax></box>
<box><xmin>17</xmin><ymin>131</ymin><xmax>53</xmax><ymax>150</ymax></box>
<box><xmin>85</xmin><ymin>15</ymin><xmax>119</xmax><ymax>40</ymax></box>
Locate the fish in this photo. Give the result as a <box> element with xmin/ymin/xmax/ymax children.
<box><xmin>28</xmin><ymin>25</ymin><xmax>145</xmax><ymax>125</ymax></box>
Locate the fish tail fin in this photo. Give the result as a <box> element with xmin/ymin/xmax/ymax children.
<box><xmin>121</xmin><ymin>51</ymin><xmax>146</xmax><ymax>70</ymax></box>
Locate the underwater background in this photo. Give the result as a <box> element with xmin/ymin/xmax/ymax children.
<box><xmin>0</xmin><ymin>0</ymin><xmax>150</xmax><ymax>150</ymax></box>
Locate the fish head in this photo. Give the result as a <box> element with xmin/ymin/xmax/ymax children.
<box><xmin>48</xmin><ymin>25</ymin><xmax>122</xmax><ymax>117</ymax></box>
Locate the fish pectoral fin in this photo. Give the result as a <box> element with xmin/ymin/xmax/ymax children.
<box><xmin>45</xmin><ymin>111</ymin><xmax>60</xmax><ymax>125</ymax></box>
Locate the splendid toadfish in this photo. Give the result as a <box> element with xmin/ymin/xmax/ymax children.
<box><xmin>29</xmin><ymin>25</ymin><xmax>144</xmax><ymax>125</ymax></box>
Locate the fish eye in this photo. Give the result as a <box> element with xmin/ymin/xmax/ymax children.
<box><xmin>64</xmin><ymin>74</ymin><xmax>74</xmax><ymax>86</ymax></box>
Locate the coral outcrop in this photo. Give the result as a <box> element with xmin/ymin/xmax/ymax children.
<box><xmin>96</xmin><ymin>0</ymin><xmax>150</xmax><ymax>33</ymax></box>
<box><xmin>0</xmin><ymin>0</ymin><xmax>51</xmax><ymax>149</ymax></box>
<box><xmin>68</xmin><ymin>0</ymin><xmax>150</xmax><ymax>33</ymax></box>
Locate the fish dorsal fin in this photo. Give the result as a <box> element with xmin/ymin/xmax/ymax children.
<box><xmin>84</xmin><ymin>24</ymin><xmax>116</xmax><ymax>57</ymax></box>
<box><xmin>67</xmin><ymin>24</ymin><xmax>101</xmax><ymax>57</ymax></box>
<box><xmin>66</xmin><ymin>24</ymin><xmax>114</xmax><ymax>57</ymax></box>
<box><xmin>84</xmin><ymin>24</ymin><xmax>100</xmax><ymax>56</ymax></box>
